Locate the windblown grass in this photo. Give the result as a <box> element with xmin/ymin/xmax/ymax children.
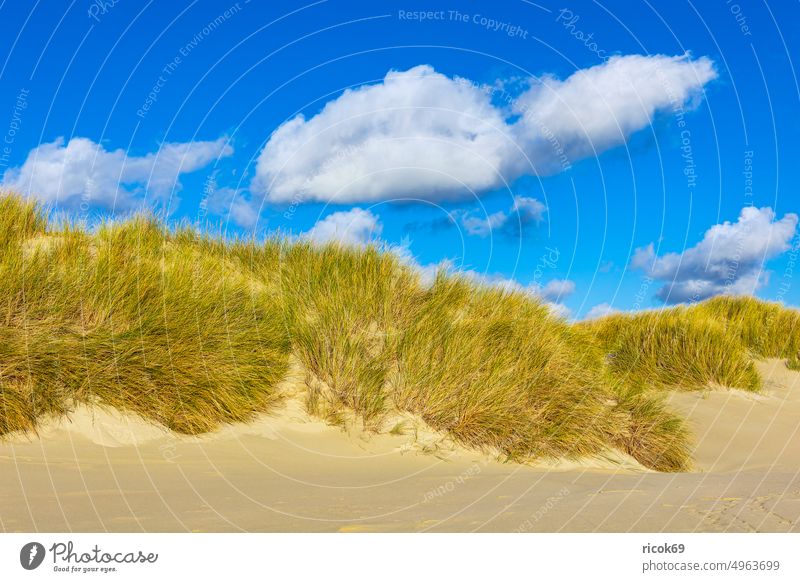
<box><xmin>392</xmin><ymin>276</ymin><xmax>616</xmax><ymax>460</ymax></box>
<box><xmin>584</xmin><ymin>309</ymin><xmax>761</xmax><ymax>392</ymax></box>
<box><xmin>0</xmin><ymin>193</ymin><xmax>289</xmax><ymax>435</ymax></box>
<box><xmin>6</xmin><ymin>192</ymin><xmax>797</xmax><ymax>472</ymax></box>
<box><xmin>691</xmin><ymin>295</ymin><xmax>800</xmax><ymax>361</ymax></box>
<box><xmin>279</xmin><ymin>242</ymin><xmax>418</xmax><ymax>428</ymax></box>
<box><xmin>610</xmin><ymin>386</ymin><xmax>690</xmax><ymax>473</ymax></box>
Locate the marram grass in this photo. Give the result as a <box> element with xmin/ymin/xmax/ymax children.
<box><xmin>691</xmin><ymin>295</ymin><xmax>800</xmax><ymax>361</ymax></box>
<box><xmin>582</xmin><ymin>309</ymin><xmax>762</xmax><ymax>392</ymax></box>
<box><xmin>0</xmin><ymin>195</ymin><xmax>290</xmax><ymax>435</ymax></box>
<box><xmin>1</xmin><ymin>192</ymin><xmax>796</xmax><ymax>472</ymax></box>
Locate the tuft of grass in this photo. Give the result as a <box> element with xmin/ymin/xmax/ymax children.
<box><xmin>691</xmin><ymin>295</ymin><xmax>800</xmax><ymax>360</ymax></box>
<box><xmin>279</xmin><ymin>242</ymin><xmax>418</xmax><ymax>429</ymax></box>
<box><xmin>392</xmin><ymin>276</ymin><xmax>618</xmax><ymax>461</ymax></box>
<box><xmin>583</xmin><ymin>309</ymin><xmax>761</xmax><ymax>392</ymax></box>
<box><xmin>610</xmin><ymin>385</ymin><xmax>691</xmax><ymax>472</ymax></box>
<box><xmin>388</xmin><ymin>420</ymin><xmax>408</xmax><ymax>436</ymax></box>
<box><xmin>0</xmin><ymin>192</ymin><xmax>47</xmax><ymax>250</ymax></box>
<box><xmin>0</xmin><ymin>193</ymin><xmax>290</xmax><ymax>435</ymax></box>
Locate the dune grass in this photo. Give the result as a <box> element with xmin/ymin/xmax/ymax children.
<box><xmin>0</xmin><ymin>194</ymin><xmax>290</xmax><ymax>435</ymax></box>
<box><xmin>3</xmin><ymin>192</ymin><xmax>797</xmax><ymax>472</ymax></box>
<box><xmin>279</xmin><ymin>242</ymin><xmax>419</xmax><ymax>428</ymax></box>
<box><xmin>391</xmin><ymin>276</ymin><xmax>617</xmax><ymax>461</ymax></box>
<box><xmin>583</xmin><ymin>309</ymin><xmax>761</xmax><ymax>392</ymax></box>
<box><xmin>691</xmin><ymin>295</ymin><xmax>800</xmax><ymax>362</ymax></box>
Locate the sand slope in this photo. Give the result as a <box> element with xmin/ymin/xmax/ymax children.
<box><xmin>1</xmin><ymin>360</ymin><xmax>798</xmax><ymax>532</ymax></box>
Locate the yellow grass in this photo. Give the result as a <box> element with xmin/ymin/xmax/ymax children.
<box><xmin>583</xmin><ymin>309</ymin><xmax>762</xmax><ymax>392</ymax></box>
<box><xmin>692</xmin><ymin>295</ymin><xmax>800</xmax><ymax>361</ymax></box>
<box><xmin>2</xmin><ymin>192</ymin><xmax>795</xmax><ymax>471</ymax></box>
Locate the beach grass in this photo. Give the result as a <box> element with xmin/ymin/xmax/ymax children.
<box><xmin>2</xmin><ymin>192</ymin><xmax>796</xmax><ymax>471</ymax></box>
<box><xmin>691</xmin><ymin>295</ymin><xmax>800</xmax><ymax>360</ymax></box>
<box><xmin>582</xmin><ymin>309</ymin><xmax>762</xmax><ymax>392</ymax></box>
<box><xmin>0</xmin><ymin>194</ymin><xmax>290</xmax><ymax>435</ymax></box>
<box><xmin>391</xmin><ymin>276</ymin><xmax>617</xmax><ymax>461</ymax></box>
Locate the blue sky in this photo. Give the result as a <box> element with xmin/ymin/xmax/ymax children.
<box><xmin>1</xmin><ymin>0</ymin><xmax>798</xmax><ymax>318</ymax></box>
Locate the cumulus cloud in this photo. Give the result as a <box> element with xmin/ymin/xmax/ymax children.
<box><xmin>459</xmin><ymin>209</ymin><xmax>509</xmax><ymax>237</ymax></box>
<box><xmin>511</xmin><ymin>53</ymin><xmax>716</xmax><ymax>174</ymax></box>
<box><xmin>452</xmin><ymin>195</ymin><xmax>546</xmax><ymax>238</ymax></box>
<box><xmin>303</xmin><ymin>207</ymin><xmax>383</xmax><ymax>246</ymax></box>
<box><xmin>631</xmin><ymin>206</ymin><xmax>799</xmax><ymax>304</ymax></box>
<box><xmin>598</xmin><ymin>260</ymin><xmax>615</xmax><ymax>273</ymax></box>
<box><xmin>512</xmin><ymin>195</ymin><xmax>547</xmax><ymax>222</ymax></box>
<box><xmin>253</xmin><ymin>54</ymin><xmax>716</xmax><ymax>204</ymax></box>
<box><xmin>2</xmin><ymin>137</ymin><xmax>233</xmax><ymax>210</ymax></box>
<box><xmin>253</xmin><ymin>64</ymin><xmax>511</xmax><ymax>204</ymax></box>
<box><xmin>545</xmin><ymin>302</ymin><xmax>572</xmax><ymax>319</ymax></box>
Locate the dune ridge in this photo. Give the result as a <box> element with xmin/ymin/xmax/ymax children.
<box><xmin>1</xmin><ymin>192</ymin><xmax>799</xmax><ymax>474</ymax></box>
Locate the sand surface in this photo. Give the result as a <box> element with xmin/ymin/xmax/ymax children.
<box><xmin>1</xmin><ymin>360</ymin><xmax>798</xmax><ymax>532</ymax></box>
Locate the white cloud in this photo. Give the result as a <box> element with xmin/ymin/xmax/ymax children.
<box><xmin>253</xmin><ymin>54</ymin><xmax>716</xmax><ymax>205</ymax></box>
<box><xmin>452</xmin><ymin>195</ymin><xmax>547</xmax><ymax>238</ymax></box>
<box><xmin>631</xmin><ymin>206</ymin><xmax>799</xmax><ymax>303</ymax></box>
<box><xmin>531</xmin><ymin>278</ymin><xmax>576</xmax><ymax>302</ymax></box>
<box><xmin>206</xmin><ymin>187</ymin><xmax>260</xmax><ymax>229</ymax></box>
<box><xmin>510</xmin><ymin>53</ymin><xmax>717</xmax><ymax>174</ymax></box>
<box><xmin>2</xmin><ymin>137</ymin><xmax>233</xmax><ymax>210</ymax></box>
<box><xmin>511</xmin><ymin>195</ymin><xmax>547</xmax><ymax>222</ymax></box>
<box><xmin>584</xmin><ymin>303</ymin><xmax>621</xmax><ymax>320</ymax></box>
<box><xmin>545</xmin><ymin>302</ymin><xmax>572</xmax><ymax>319</ymax></box>
<box><xmin>253</xmin><ymin>64</ymin><xmax>511</xmax><ymax>205</ymax></box>
<box><xmin>459</xmin><ymin>209</ymin><xmax>509</xmax><ymax>237</ymax></box>
<box><xmin>598</xmin><ymin>260</ymin><xmax>615</xmax><ymax>273</ymax></box>
<box><xmin>303</xmin><ymin>207</ymin><xmax>383</xmax><ymax>246</ymax></box>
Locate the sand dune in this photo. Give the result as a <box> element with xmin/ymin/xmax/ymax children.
<box><xmin>1</xmin><ymin>360</ymin><xmax>798</xmax><ymax>532</ymax></box>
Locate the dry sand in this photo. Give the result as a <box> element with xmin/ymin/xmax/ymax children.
<box><xmin>1</xmin><ymin>360</ymin><xmax>798</xmax><ymax>532</ymax></box>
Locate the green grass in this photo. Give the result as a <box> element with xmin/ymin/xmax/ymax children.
<box><xmin>3</xmin><ymin>192</ymin><xmax>797</xmax><ymax>472</ymax></box>
<box><xmin>392</xmin><ymin>276</ymin><xmax>616</xmax><ymax>461</ymax></box>
<box><xmin>0</xmin><ymin>194</ymin><xmax>290</xmax><ymax>435</ymax></box>
<box><xmin>691</xmin><ymin>295</ymin><xmax>800</xmax><ymax>361</ymax></box>
<box><xmin>583</xmin><ymin>309</ymin><xmax>761</xmax><ymax>392</ymax></box>
<box><xmin>278</xmin><ymin>242</ymin><xmax>418</xmax><ymax>428</ymax></box>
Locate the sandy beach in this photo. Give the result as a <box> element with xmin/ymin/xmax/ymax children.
<box><xmin>1</xmin><ymin>359</ymin><xmax>798</xmax><ymax>533</ymax></box>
